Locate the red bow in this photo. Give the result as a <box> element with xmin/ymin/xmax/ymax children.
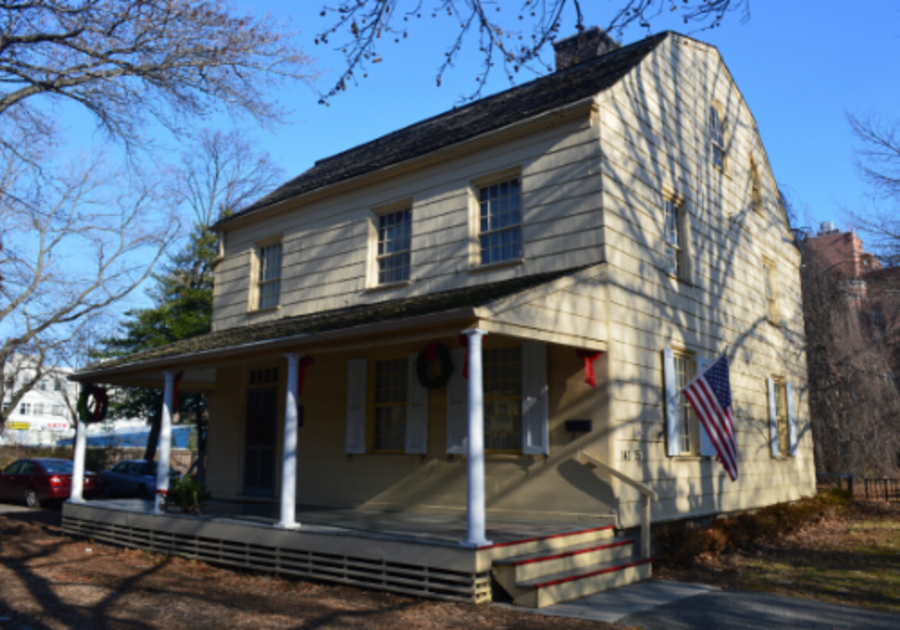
<box><xmin>298</xmin><ymin>356</ymin><xmax>315</xmax><ymax>396</ymax></box>
<box><xmin>172</xmin><ymin>372</ymin><xmax>184</xmax><ymax>414</ymax></box>
<box><xmin>423</xmin><ymin>343</ymin><xmax>438</xmax><ymax>362</ymax></box>
<box><xmin>91</xmin><ymin>387</ymin><xmax>109</xmax><ymax>422</ymax></box>
<box><xmin>576</xmin><ymin>350</ymin><xmax>602</xmax><ymax>388</ymax></box>
<box><xmin>459</xmin><ymin>335</ymin><xmax>470</xmax><ymax>379</ymax></box>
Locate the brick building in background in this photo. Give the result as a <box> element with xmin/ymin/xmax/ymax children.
<box><xmin>804</xmin><ymin>222</ymin><xmax>900</xmax><ymax>381</ymax></box>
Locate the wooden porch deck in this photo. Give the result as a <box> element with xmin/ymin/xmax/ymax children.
<box><xmin>62</xmin><ymin>499</ymin><xmax>619</xmax><ymax>604</ymax></box>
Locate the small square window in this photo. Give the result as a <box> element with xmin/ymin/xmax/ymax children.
<box><xmin>479</xmin><ymin>178</ymin><xmax>522</xmax><ymax>265</ymax></box>
<box><xmin>376</xmin><ymin>209</ymin><xmax>412</xmax><ymax>284</ymax></box>
<box><xmin>257</xmin><ymin>242</ymin><xmax>282</xmax><ymax>310</ymax></box>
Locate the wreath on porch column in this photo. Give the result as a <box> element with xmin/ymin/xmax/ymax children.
<box><xmin>77</xmin><ymin>384</ymin><xmax>109</xmax><ymax>425</ymax></box>
<box><xmin>416</xmin><ymin>343</ymin><xmax>454</xmax><ymax>390</ymax></box>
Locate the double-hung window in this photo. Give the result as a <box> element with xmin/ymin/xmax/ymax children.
<box><xmin>376</xmin><ymin>209</ymin><xmax>412</xmax><ymax>285</ymax></box>
<box><xmin>673</xmin><ymin>352</ymin><xmax>699</xmax><ymax>455</ymax></box>
<box><xmin>751</xmin><ymin>160</ymin><xmax>762</xmax><ymax>214</ymax></box>
<box><xmin>709</xmin><ymin>105</ymin><xmax>725</xmax><ymax>170</ymax></box>
<box><xmin>664</xmin><ymin>198</ymin><xmax>682</xmax><ymax>278</ymax></box>
<box><xmin>256</xmin><ymin>242</ymin><xmax>283</xmax><ymax>310</ymax></box>
<box><xmin>479</xmin><ymin>178</ymin><xmax>522</xmax><ymax>265</ymax></box>
<box><xmin>19</xmin><ymin>402</ymin><xmax>30</xmax><ymax>416</ymax></box>
<box><xmin>763</xmin><ymin>259</ymin><xmax>778</xmax><ymax>323</ymax></box>
<box><xmin>372</xmin><ymin>358</ymin><xmax>408</xmax><ymax>452</ymax></box>
<box><xmin>774</xmin><ymin>379</ymin><xmax>789</xmax><ymax>457</ymax></box>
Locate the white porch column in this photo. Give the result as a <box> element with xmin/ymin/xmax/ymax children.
<box><xmin>69</xmin><ymin>389</ymin><xmax>87</xmax><ymax>504</ymax></box>
<box><xmin>461</xmin><ymin>328</ymin><xmax>492</xmax><ymax>547</ymax></box>
<box><xmin>154</xmin><ymin>371</ymin><xmax>176</xmax><ymax>514</ymax></box>
<box><xmin>277</xmin><ymin>353</ymin><xmax>301</xmax><ymax>529</ymax></box>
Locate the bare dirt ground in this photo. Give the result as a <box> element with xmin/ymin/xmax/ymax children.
<box><xmin>655</xmin><ymin>499</ymin><xmax>900</xmax><ymax>613</ymax></box>
<box><xmin>0</xmin><ymin>508</ymin><xmax>622</xmax><ymax>630</ymax></box>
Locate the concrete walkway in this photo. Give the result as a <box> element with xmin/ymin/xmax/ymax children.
<box><xmin>525</xmin><ymin>579</ymin><xmax>900</xmax><ymax>629</ymax></box>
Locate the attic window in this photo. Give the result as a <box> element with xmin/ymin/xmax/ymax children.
<box><xmin>709</xmin><ymin>105</ymin><xmax>725</xmax><ymax>170</ymax></box>
<box><xmin>751</xmin><ymin>159</ymin><xmax>762</xmax><ymax>214</ymax></box>
<box><xmin>479</xmin><ymin>178</ymin><xmax>522</xmax><ymax>265</ymax></box>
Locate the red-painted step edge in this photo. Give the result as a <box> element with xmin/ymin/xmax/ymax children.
<box><xmin>530</xmin><ymin>557</ymin><xmax>654</xmax><ymax>589</ymax></box>
<box><xmin>482</xmin><ymin>525</ymin><xmax>615</xmax><ymax>550</ymax></box>
<box><xmin>512</xmin><ymin>538</ymin><xmax>636</xmax><ymax>566</ymax></box>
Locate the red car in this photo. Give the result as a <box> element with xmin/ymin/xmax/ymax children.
<box><xmin>0</xmin><ymin>458</ymin><xmax>100</xmax><ymax>507</ymax></box>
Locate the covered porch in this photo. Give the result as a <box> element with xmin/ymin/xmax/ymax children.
<box><xmin>65</xmin><ymin>265</ymin><xmax>658</xmax><ymax>606</ymax></box>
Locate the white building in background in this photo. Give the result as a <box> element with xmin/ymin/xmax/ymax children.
<box><xmin>2</xmin><ymin>358</ymin><xmax>77</xmax><ymax>446</ymax></box>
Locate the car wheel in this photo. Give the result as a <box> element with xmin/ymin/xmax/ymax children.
<box><xmin>25</xmin><ymin>488</ymin><xmax>41</xmax><ymax>509</ymax></box>
<box><xmin>102</xmin><ymin>483</ymin><xmax>113</xmax><ymax>499</ymax></box>
<box><xmin>137</xmin><ymin>485</ymin><xmax>149</xmax><ymax>499</ymax></box>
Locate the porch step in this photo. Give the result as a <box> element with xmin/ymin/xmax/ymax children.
<box><xmin>493</xmin><ymin>538</ymin><xmax>637</xmax><ymax>582</ymax></box>
<box><xmin>513</xmin><ymin>556</ymin><xmax>653</xmax><ymax>608</ymax></box>
<box><xmin>483</xmin><ymin>525</ymin><xmax>615</xmax><ymax>561</ymax></box>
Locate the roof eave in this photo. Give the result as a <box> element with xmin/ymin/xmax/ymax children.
<box><xmin>213</xmin><ymin>96</ymin><xmax>600</xmax><ymax>233</ymax></box>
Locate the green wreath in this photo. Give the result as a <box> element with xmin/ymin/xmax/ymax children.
<box><xmin>77</xmin><ymin>384</ymin><xmax>109</xmax><ymax>425</ymax></box>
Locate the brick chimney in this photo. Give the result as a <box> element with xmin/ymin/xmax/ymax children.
<box><xmin>552</xmin><ymin>27</ymin><xmax>621</xmax><ymax>72</ymax></box>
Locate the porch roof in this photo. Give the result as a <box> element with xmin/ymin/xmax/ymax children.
<box><xmin>75</xmin><ymin>266</ymin><xmax>586</xmax><ymax>381</ymax></box>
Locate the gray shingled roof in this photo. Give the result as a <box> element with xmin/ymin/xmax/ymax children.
<box><xmin>88</xmin><ymin>267</ymin><xmax>586</xmax><ymax>373</ymax></box>
<box><xmin>220</xmin><ymin>32</ymin><xmax>669</xmax><ymax>225</ymax></box>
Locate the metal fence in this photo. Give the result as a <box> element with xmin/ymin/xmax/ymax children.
<box><xmin>864</xmin><ymin>478</ymin><xmax>900</xmax><ymax>502</ymax></box>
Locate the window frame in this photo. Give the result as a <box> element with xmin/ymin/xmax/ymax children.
<box><xmin>469</xmin><ymin>170</ymin><xmax>524</xmax><ymax>270</ymax></box>
<box><xmin>762</xmin><ymin>258</ymin><xmax>779</xmax><ymax>324</ymax></box>
<box><xmin>671</xmin><ymin>350</ymin><xmax>700</xmax><ymax>457</ymax></box>
<box><xmin>367</xmin><ymin>200</ymin><xmax>414</xmax><ymax>290</ymax></box>
<box><xmin>709</xmin><ymin>103</ymin><xmax>726</xmax><ymax>171</ymax></box>
<box><xmin>662</xmin><ymin>193</ymin><xmax>692</xmax><ymax>283</ymax></box>
<box><xmin>249</xmin><ymin>235</ymin><xmax>283</xmax><ymax>312</ymax></box>
<box><xmin>750</xmin><ymin>158</ymin><xmax>763</xmax><ymax>214</ymax></box>
<box><xmin>773</xmin><ymin>377</ymin><xmax>790</xmax><ymax>457</ymax></box>
<box><xmin>366</xmin><ymin>355</ymin><xmax>409</xmax><ymax>454</ymax></box>
<box><xmin>482</xmin><ymin>341</ymin><xmax>524</xmax><ymax>454</ymax></box>
<box><xmin>18</xmin><ymin>402</ymin><xmax>31</xmax><ymax>416</ymax></box>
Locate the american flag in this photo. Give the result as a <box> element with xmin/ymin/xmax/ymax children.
<box><xmin>682</xmin><ymin>353</ymin><xmax>738</xmax><ymax>481</ymax></box>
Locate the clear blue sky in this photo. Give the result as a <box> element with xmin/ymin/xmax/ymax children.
<box><xmin>230</xmin><ymin>0</ymin><xmax>900</xmax><ymax>236</ymax></box>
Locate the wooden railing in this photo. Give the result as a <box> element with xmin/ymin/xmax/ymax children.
<box><xmin>576</xmin><ymin>450</ymin><xmax>658</xmax><ymax>558</ymax></box>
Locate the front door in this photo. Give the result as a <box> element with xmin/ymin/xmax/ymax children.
<box><xmin>243</xmin><ymin>386</ymin><xmax>278</xmax><ymax>496</ymax></box>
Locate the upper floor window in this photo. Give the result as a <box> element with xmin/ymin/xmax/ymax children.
<box><xmin>54</xmin><ymin>378</ymin><xmax>63</xmax><ymax>392</ymax></box>
<box><xmin>751</xmin><ymin>159</ymin><xmax>762</xmax><ymax>213</ymax></box>
<box><xmin>19</xmin><ymin>402</ymin><xmax>31</xmax><ymax>416</ymax></box>
<box><xmin>483</xmin><ymin>346</ymin><xmax>523</xmax><ymax>452</ymax></box>
<box><xmin>763</xmin><ymin>259</ymin><xmax>779</xmax><ymax>323</ymax></box>
<box><xmin>709</xmin><ymin>105</ymin><xmax>725</xmax><ymax>170</ymax></box>
<box><xmin>664</xmin><ymin>198</ymin><xmax>683</xmax><ymax>278</ymax></box>
<box><xmin>256</xmin><ymin>242</ymin><xmax>283</xmax><ymax>310</ymax></box>
<box><xmin>38</xmin><ymin>380</ymin><xmax>48</xmax><ymax>391</ymax></box>
<box><xmin>52</xmin><ymin>404</ymin><xmax>64</xmax><ymax>416</ymax></box>
<box><xmin>376</xmin><ymin>209</ymin><xmax>412</xmax><ymax>285</ymax></box>
<box><xmin>479</xmin><ymin>178</ymin><xmax>522</xmax><ymax>265</ymax></box>
<box><xmin>33</xmin><ymin>403</ymin><xmax>44</xmax><ymax>416</ymax></box>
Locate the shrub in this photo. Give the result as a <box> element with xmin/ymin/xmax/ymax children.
<box><xmin>166</xmin><ymin>475</ymin><xmax>210</xmax><ymax>510</ymax></box>
<box><xmin>654</xmin><ymin>488</ymin><xmax>854</xmax><ymax>567</ymax></box>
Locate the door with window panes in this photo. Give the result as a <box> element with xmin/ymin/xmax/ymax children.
<box><xmin>243</xmin><ymin>368</ymin><xmax>279</xmax><ymax>497</ymax></box>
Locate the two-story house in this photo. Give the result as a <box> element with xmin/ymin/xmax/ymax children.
<box><xmin>63</xmin><ymin>28</ymin><xmax>815</xmax><ymax>608</ymax></box>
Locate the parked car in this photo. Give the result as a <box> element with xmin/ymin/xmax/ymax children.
<box><xmin>100</xmin><ymin>460</ymin><xmax>179</xmax><ymax>499</ymax></box>
<box><xmin>0</xmin><ymin>458</ymin><xmax>100</xmax><ymax>507</ymax></box>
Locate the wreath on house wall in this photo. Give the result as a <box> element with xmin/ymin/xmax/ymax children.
<box><xmin>77</xmin><ymin>384</ymin><xmax>109</xmax><ymax>425</ymax></box>
<box><xmin>416</xmin><ymin>343</ymin><xmax>454</xmax><ymax>390</ymax></box>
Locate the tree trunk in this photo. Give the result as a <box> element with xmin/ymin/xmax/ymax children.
<box><xmin>143</xmin><ymin>412</ymin><xmax>161</xmax><ymax>462</ymax></box>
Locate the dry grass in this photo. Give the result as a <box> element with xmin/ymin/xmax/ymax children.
<box><xmin>656</xmin><ymin>500</ymin><xmax>900</xmax><ymax>613</ymax></box>
<box><xmin>0</xmin><ymin>508</ymin><xmax>622</xmax><ymax>629</ymax></box>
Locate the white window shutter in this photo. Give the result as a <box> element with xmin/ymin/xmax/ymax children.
<box><xmin>787</xmin><ymin>381</ymin><xmax>798</xmax><ymax>456</ymax></box>
<box><xmin>446</xmin><ymin>348</ymin><xmax>468</xmax><ymax>454</ymax></box>
<box><xmin>767</xmin><ymin>377</ymin><xmax>779</xmax><ymax>458</ymax></box>
<box><xmin>664</xmin><ymin>347</ymin><xmax>680</xmax><ymax>457</ymax></box>
<box><xmin>405</xmin><ymin>353</ymin><xmax>429</xmax><ymax>454</ymax></box>
<box><xmin>696</xmin><ymin>357</ymin><xmax>716</xmax><ymax>457</ymax></box>
<box><xmin>522</xmin><ymin>341</ymin><xmax>549</xmax><ymax>455</ymax></box>
<box><xmin>345</xmin><ymin>358</ymin><xmax>368</xmax><ymax>454</ymax></box>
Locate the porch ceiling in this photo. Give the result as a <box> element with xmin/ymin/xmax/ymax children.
<box><xmin>73</xmin><ymin>266</ymin><xmax>599</xmax><ymax>386</ymax></box>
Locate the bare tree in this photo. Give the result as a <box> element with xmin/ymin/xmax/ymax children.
<box><xmin>173</xmin><ymin>128</ymin><xmax>284</xmax><ymax>228</ymax></box>
<box><xmin>0</xmin><ymin>0</ymin><xmax>315</xmax><ymax>153</ymax></box>
<box><xmin>0</xmin><ymin>136</ymin><xmax>177</xmax><ymax>430</ymax></box>
<box><xmin>800</xmin><ymin>239</ymin><xmax>900</xmax><ymax>478</ymax></box>
<box><xmin>315</xmin><ymin>0</ymin><xmax>748</xmax><ymax>101</ymax></box>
